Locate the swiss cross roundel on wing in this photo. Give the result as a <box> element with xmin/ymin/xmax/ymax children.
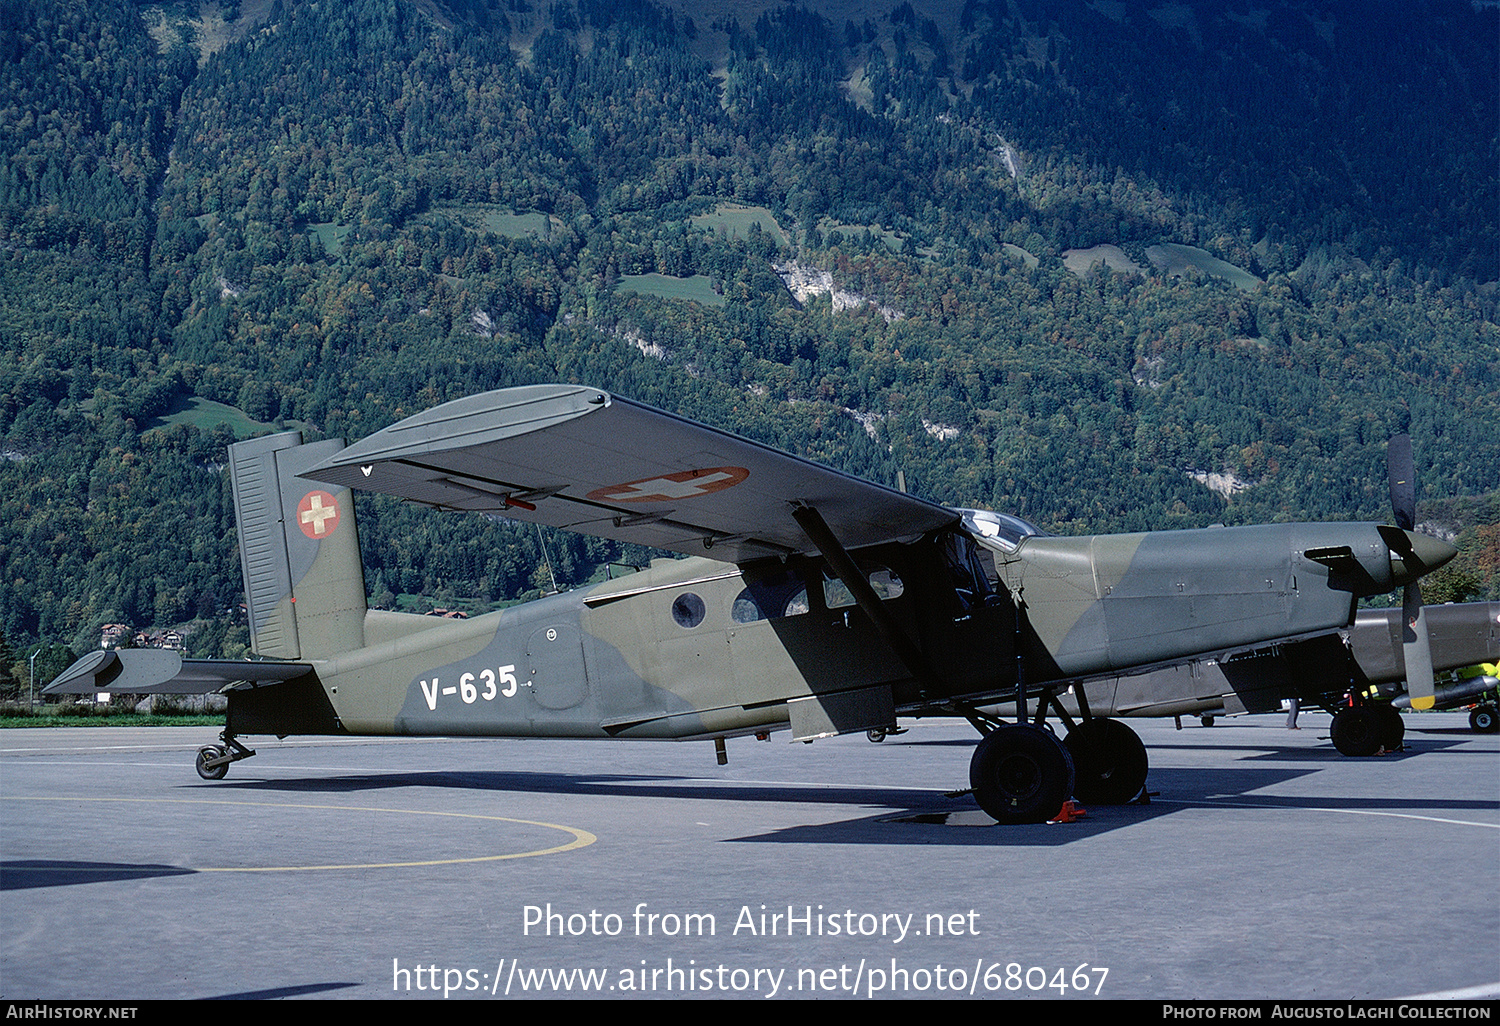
<box><xmin>297</xmin><ymin>490</ymin><xmax>341</xmax><ymax>539</ymax></box>
<box><xmin>586</xmin><ymin>467</ymin><xmax>749</xmax><ymax>504</ymax></box>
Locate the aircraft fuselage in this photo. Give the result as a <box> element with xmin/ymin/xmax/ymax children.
<box><xmin>236</xmin><ymin>518</ymin><xmax>1425</xmax><ymax>744</ymax></box>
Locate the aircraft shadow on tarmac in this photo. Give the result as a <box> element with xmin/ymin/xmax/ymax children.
<box><xmin>1162</xmin><ymin>732</ymin><xmax>1473</xmax><ymax>761</ymax></box>
<box><xmin>205</xmin><ymin>983</ymin><xmax>361</xmax><ymax>1000</ymax></box>
<box><xmin>201</xmin><ymin>768</ymin><xmax>995</xmax><ymax>814</ymax></box>
<box><xmin>0</xmin><ymin>859</ymin><xmax>195</xmax><ymax>891</ymax></box>
<box><xmin>199</xmin><ymin>767</ymin><xmax>1180</xmax><ymax>844</ymax></box>
<box><xmin>170</xmin><ymin>761</ymin><xmax>1468</xmax><ymax>846</ymax></box>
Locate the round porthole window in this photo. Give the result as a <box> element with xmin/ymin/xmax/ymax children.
<box><xmin>671</xmin><ymin>592</ymin><xmax>706</xmax><ymax>629</ymax></box>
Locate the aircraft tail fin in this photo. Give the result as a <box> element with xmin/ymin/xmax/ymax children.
<box><xmin>227</xmin><ymin>431</ymin><xmax>367</xmax><ymax>660</ymax></box>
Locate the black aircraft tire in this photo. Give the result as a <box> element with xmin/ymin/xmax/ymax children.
<box><xmin>1374</xmin><ymin>704</ymin><xmax>1405</xmax><ymax>749</ymax></box>
<box><xmin>970</xmin><ymin>725</ymin><xmax>1075</xmax><ymax>825</ymax></box>
<box><xmin>1470</xmin><ymin>706</ymin><xmax>1498</xmax><ymax>733</ymax></box>
<box><xmin>1331</xmin><ymin>706</ymin><xmax>1383</xmax><ymax>757</ymax></box>
<box><xmin>1065</xmin><ymin>719</ymin><xmax>1149</xmax><ymax>805</ymax></box>
<box><xmin>196</xmin><ymin>745</ymin><xmax>228</xmax><ymax>781</ymax></box>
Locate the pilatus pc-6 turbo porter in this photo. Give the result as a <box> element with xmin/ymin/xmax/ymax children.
<box><xmin>47</xmin><ymin>385</ymin><xmax>1458</xmax><ymax>823</ymax></box>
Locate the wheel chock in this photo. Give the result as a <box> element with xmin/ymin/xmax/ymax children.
<box><xmin>1049</xmin><ymin>800</ymin><xmax>1087</xmax><ymax>823</ymax></box>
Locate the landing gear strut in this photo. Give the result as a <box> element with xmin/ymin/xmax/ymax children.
<box><xmin>194</xmin><ymin>731</ymin><xmax>256</xmax><ymax>780</ymax></box>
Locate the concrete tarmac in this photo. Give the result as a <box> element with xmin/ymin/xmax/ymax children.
<box><xmin>2</xmin><ymin>711</ymin><xmax>1496</xmax><ymax>1001</ymax></box>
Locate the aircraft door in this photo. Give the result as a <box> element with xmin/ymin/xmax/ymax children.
<box><xmin>527</xmin><ymin>623</ymin><xmax>588</xmax><ymax>710</ymax></box>
<box><xmin>920</xmin><ymin>531</ymin><xmax>1015</xmax><ymax>694</ymax></box>
<box><xmin>727</xmin><ymin>563</ymin><xmax>909</xmax><ymax>705</ymax></box>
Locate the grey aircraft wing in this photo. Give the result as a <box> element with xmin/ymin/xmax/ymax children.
<box><xmin>303</xmin><ymin>384</ymin><xmax>958</xmax><ymax>563</ymax></box>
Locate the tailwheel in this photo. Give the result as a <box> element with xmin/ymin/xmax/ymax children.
<box><xmin>194</xmin><ymin>732</ymin><xmax>256</xmax><ymax>780</ymax></box>
<box><xmin>1469</xmin><ymin>705</ymin><xmax>1498</xmax><ymax>733</ymax></box>
<box><xmin>1330</xmin><ymin>705</ymin><xmax>1383</xmax><ymax>756</ymax></box>
<box><xmin>196</xmin><ymin>745</ymin><xmax>229</xmax><ymax>781</ymax></box>
<box><xmin>969</xmin><ymin>724</ymin><xmax>1075</xmax><ymax>825</ymax></box>
<box><xmin>1064</xmin><ymin>719</ymin><xmax>1149</xmax><ymax>805</ymax></box>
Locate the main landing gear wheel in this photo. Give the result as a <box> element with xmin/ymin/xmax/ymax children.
<box><xmin>969</xmin><ymin>724</ymin><xmax>1075</xmax><ymax>825</ymax></box>
<box><xmin>1064</xmin><ymin>719</ymin><xmax>1149</xmax><ymax>805</ymax></box>
<box><xmin>1373</xmin><ymin>704</ymin><xmax>1405</xmax><ymax>750</ymax></box>
<box><xmin>1330</xmin><ymin>705</ymin><xmax>1383</xmax><ymax>757</ymax></box>
<box><xmin>1470</xmin><ymin>705</ymin><xmax>1498</xmax><ymax>733</ymax></box>
<box><xmin>196</xmin><ymin>745</ymin><xmax>229</xmax><ymax>781</ymax></box>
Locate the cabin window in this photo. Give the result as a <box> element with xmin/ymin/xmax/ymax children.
<box><xmin>823</xmin><ymin>566</ymin><xmax>905</xmax><ymax>609</ymax></box>
<box><xmin>671</xmin><ymin>592</ymin><xmax>706</xmax><ymax>629</ymax></box>
<box><xmin>731</xmin><ymin>568</ymin><xmax>810</xmax><ymax>623</ymax></box>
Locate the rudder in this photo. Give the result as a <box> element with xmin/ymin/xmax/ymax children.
<box><xmin>227</xmin><ymin>432</ymin><xmax>367</xmax><ymax>660</ymax></box>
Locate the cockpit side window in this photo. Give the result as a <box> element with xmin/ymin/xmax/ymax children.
<box><xmin>940</xmin><ymin>531</ymin><xmax>999</xmax><ymax>612</ymax></box>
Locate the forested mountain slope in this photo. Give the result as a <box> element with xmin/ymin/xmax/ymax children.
<box><xmin>1</xmin><ymin>0</ymin><xmax>1495</xmax><ymax>680</ymax></box>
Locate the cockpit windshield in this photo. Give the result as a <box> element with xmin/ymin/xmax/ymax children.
<box><xmin>955</xmin><ymin>508</ymin><xmax>1046</xmax><ymax>554</ymax></box>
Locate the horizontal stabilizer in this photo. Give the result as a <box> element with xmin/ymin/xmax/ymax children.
<box><xmin>302</xmin><ymin>384</ymin><xmax>957</xmax><ymax>564</ymax></box>
<box><xmin>44</xmin><ymin>649</ymin><xmax>312</xmax><ymax>695</ymax></box>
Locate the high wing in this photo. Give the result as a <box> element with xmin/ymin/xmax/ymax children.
<box><xmin>303</xmin><ymin>384</ymin><xmax>958</xmax><ymax>563</ymax></box>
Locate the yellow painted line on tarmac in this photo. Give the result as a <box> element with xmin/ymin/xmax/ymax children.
<box><xmin>2</xmin><ymin>796</ymin><xmax>596</xmax><ymax>871</ymax></box>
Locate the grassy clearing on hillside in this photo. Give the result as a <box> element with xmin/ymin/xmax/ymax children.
<box><xmin>818</xmin><ymin>217</ymin><xmax>905</xmax><ymax>253</ymax></box>
<box><xmin>1146</xmin><ymin>243</ymin><xmax>1262</xmax><ymax>291</ymax></box>
<box><xmin>1062</xmin><ymin>244</ymin><xmax>1144</xmax><ymax>277</ymax></box>
<box><xmin>423</xmin><ymin>205</ymin><xmax>561</xmax><ymax>240</ymax></box>
<box><xmin>147</xmin><ymin>395</ymin><xmax>277</xmax><ymax>437</ymax></box>
<box><xmin>309</xmin><ymin>221</ymin><xmax>353</xmax><ymax>257</ymax></box>
<box><xmin>616</xmin><ymin>273</ymin><xmax>726</xmax><ymax>306</ymax></box>
<box><xmin>690</xmin><ymin>203</ymin><xmax>787</xmax><ymax>247</ymax></box>
<box><xmin>1002</xmin><ymin>242</ymin><xmax>1040</xmax><ymax>268</ymax></box>
<box><xmin>1062</xmin><ymin>242</ymin><xmax>1261</xmax><ymax>291</ymax></box>
<box><xmin>478</xmin><ymin>207</ymin><xmax>557</xmax><ymax>240</ymax></box>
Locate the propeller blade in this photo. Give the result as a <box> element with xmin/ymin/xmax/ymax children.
<box><xmin>1389</xmin><ymin>434</ymin><xmax>1434</xmax><ymax>708</ymax></box>
<box><xmin>1388</xmin><ymin>433</ymin><xmax>1415</xmax><ymax>531</ymax></box>
<box><xmin>1402</xmin><ymin>581</ymin><xmax>1436</xmax><ymax>710</ymax></box>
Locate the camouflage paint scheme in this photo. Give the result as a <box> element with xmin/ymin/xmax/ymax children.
<box><xmin>47</xmin><ymin>385</ymin><xmax>1488</xmax><ymax>820</ymax></box>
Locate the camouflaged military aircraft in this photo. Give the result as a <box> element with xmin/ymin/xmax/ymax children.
<box><xmin>45</xmin><ymin>384</ymin><xmax>1461</xmax><ymax>823</ymax></box>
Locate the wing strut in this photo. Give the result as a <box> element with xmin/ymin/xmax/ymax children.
<box><xmin>790</xmin><ymin>501</ymin><xmax>940</xmax><ymax>698</ymax></box>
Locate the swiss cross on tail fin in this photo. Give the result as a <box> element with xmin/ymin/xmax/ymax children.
<box><xmin>297</xmin><ymin>490</ymin><xmax>340</xmax><ymax>538</ymax></box>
